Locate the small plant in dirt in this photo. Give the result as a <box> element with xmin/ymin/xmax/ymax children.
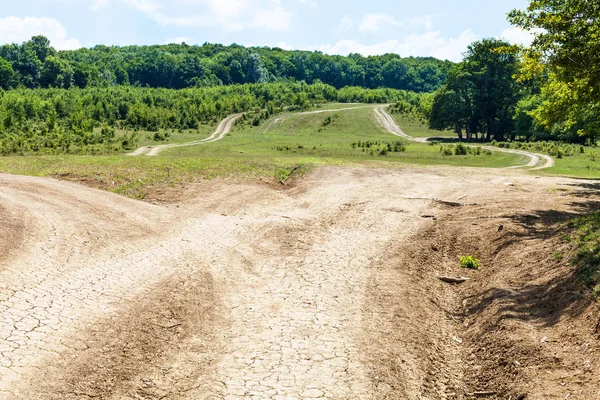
<box><xmin>460</xmin><ymin>255</ymin><xmax>481</xmax><ymax>270</ymax></box>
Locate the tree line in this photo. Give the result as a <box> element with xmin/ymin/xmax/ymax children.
<box><xmin>0</xmin><ymin>37</ymin><xmax>452</xmax><ymax>93</ymax></box>
<box><xmin>0</xmin><ymin>81</ymin><xmax>428</xmax><ymax>155</ymax></box>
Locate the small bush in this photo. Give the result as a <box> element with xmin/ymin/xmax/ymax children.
<box><xmin>460</xmin><ymin>255</ymin><xmax>481</xmax><ymax>270</ymax></box>
<box><xmin>455</xmin><ymin>143</ymin><xmax>468</xmax><ymax>155</ymax></box>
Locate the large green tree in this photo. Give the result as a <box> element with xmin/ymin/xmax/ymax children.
<box><xmin>429</xmin><ymin>39</ymin><xmax>520</xmax><ymax>141</ymax></box>
<box><xmin>509</xmin><ymin>0</ymin><xmax>600</xmax><ymax>139</ymax></box>
<box><xmin>0</xmin><ymin>56</ymin><xmax>14</xmax><ymax>89</ymax></box>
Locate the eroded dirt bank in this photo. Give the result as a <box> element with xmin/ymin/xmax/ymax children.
<box><xmin>0</xmin><ymin>167</ymin><xmax>598</xmax><ymax>399</ymax></box>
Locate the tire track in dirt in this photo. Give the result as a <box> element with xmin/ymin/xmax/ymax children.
<box><xmin>0</xmin><ymin>167</ymin><xmax>579</xmax><ymax>399</ymax></box>
<box><xmin>129</xmin><ymin>113</ymin><xmax>243</xmax><ymax>157</ymax></box>
<box><xmin>374</xmin><ymin>106</ymin><xmax>555</xmax><ymax>170</ymax></box>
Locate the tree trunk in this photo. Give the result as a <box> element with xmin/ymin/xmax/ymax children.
<box><xmin>455</xmin><ymin>125</ymin><xmax>463</xmax><ymax>141</ymax></box>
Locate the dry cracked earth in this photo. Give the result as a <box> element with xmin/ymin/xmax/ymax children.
<box><xmin>1</xmin><ymin>166</ymin><xmax>598</xmax><ymax>399</ymax></box>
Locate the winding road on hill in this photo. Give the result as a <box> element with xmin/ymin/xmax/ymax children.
<box><xmin>130</xmin><ymin>105</ymin><xmax>554</xmax><ymax>170</ymax></box>
<box><xmin>128</xmin><ymin>113</ymin><xmax>243</xmax><ymax>156</ymax></box>
<box><xmin>374</xmin><ymin>106</ymin><xmax>555</xmax><ymax>170</ymax></box>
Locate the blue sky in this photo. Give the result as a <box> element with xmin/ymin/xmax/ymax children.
<box><xmin>0</xmin><ymin>0</ymin><xmax>532</xmax><ymax>61</ymax></box>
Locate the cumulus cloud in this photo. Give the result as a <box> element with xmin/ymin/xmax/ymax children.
<box><xmin>500</xmin><ymin>27</ymin><xmax>541</xmax><ymax>46</ymax></box>
<box><xmin>338</xmin><ymin>16</ymin><xmax>354</xmax><ymax>32</ymax></box>
<box><xmin>297</xmin><ymin>0</ymin><xmax>318</xmax><ymax>7</ymax></box>
<box><xmin>90</xmin><ymin>0</ymin><xmax>110</xmax><ymax>11</ymax></box>
<box><xmin>308</xmin><ymin>29</ymin><xmax>479</xmax><ymax>61</ymax></box>
<box><xmin>358</xmin><ymin>13</ymin><xmax>433</xmax><ymax>33</ymax></box>
<box><xmin>395</xmin><ymin>29</ymin><xmax>478</xmax><ymax>61</ymax></box>
<box><xmin>123</xmin><ymin>0</ymin><xmax>292</xmax><ymax>31</ymax></box>
<box><xmin>252</xmin><ymin>2</ymin><xmax>292</xmax><ymax>31</ymax></box>
<box><xmin>359</xmin><ymin>13</ymin><xmax>399</xmax><ymax>32</ymax></box>
<box><xmin>164</xmin><ymin>36</ymin><xmax>194</xmax><ymax>44</ymax></box>
<box><xmin>0</xmin><ymin>16</ymin><xmax>82</xmax><ymax>50</ymax></box>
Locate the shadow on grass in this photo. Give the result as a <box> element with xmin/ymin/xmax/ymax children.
<box><xmin>423</xmin><ymin>137</ymin><xmax>495</xmax><ymax>145</ymax></box>
<box><xmin>463</xmin><ymin>185</ymin><xmax>600</xmax><ymax>333</ymax></box>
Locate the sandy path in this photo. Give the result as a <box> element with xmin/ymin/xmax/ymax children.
<box><xmin>374</xmin><ymin>106</ymin><xmax>555</xmax><ymax>169</ymax></box>
<box><xmin>129</xmin><ymin>113</ymin><xmax>243</xmax><ymax>156</ymax></box>
<box><xmin>0</xmin><ymin>166</ymin><xmax>579</xmax><ymax>399</ymax></box>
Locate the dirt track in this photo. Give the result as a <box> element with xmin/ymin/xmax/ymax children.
<box><xmin>374</xmin><ymin>107</ymin><xmax>555</xmax><ymax>170</ymax></box>
<box><xmin>1</xmin><ymin>165</ymin><xmax>597</xmax><ymax>399</ymax></box>
<box><xmin>129</xmin><ymin>113</ymin><xmax>243</xmax><ymax>156</ymax></box>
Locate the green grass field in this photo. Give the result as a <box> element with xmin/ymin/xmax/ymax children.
<box><xmin>485</xmin><ymin>141</ymin><xmax>600</xmax><ymax>179</ymax></box>
<box><xmin>541</xmin><ymin>151</ymin><xmax>600</xmax><ymax>179</ymax></box>
<box><xmin>0</xmin><ymin>104</ymin><xmax>530</xmax><ymax>199</ymax></box>
<box><xmin>163</xmin><ymin>105</ymin><xmax>523</xmax><ymax>166</ymax></box>
<box><xmin>387</xmin><ymin>112</ymin><xmax>456</xmax><ymax>138</ymax></box>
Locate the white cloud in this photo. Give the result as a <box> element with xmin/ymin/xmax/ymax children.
<box><xmin>404</xmin><ymin>15</ymin><xmax>433</xmax><ymax>30</ymax></box>
<box><xmin>338</xmin><ymin>16</ymin><xmax>354</xmax><ymax>32</ymax></box>
<box><xmin>252</xmin><ymin>3</ymin><xmax>292</xmax><ymax>31</ymax></box>
<box><xmin>165</xmin><ymin>36</ymin><xmax>194</xmax><ymax>44</ymax></box>
<box><xmin>275</xmin><ymin>41</ymin><xmax>293</xmax><ymax>50</ymax></box>
<box><xmin>123</xmin><ymin>0</ymin><xmax>292</xmax><ymax>31</ymax></box>
<box><xmin>500</xmin><ymin>27</ymin><xmax>541</xmax><ymax>46</ymax></box>
<box><xmin>207</xmin><ymin>0</ymin><xmax>248</xmax><ymax>18</ymax></box>
<box><xmin>313</xmin><ymin>40</ymin><xmax>399</xmax><ymax>56</ymax></box>
<box><xmin>358</xmin><ymin>13</ymin><xmax>434</xmax><ymax>33</ymax></box>
<box><xmin>395</xmin><ymin>29</ymin><xmax>478</xmax><ymax>61</ymax></box>
<box><xmin>309</xmin><ymin>29</ymin><xmax>479</xmax><ymax>62</ymax></box>
<box><xmin>90</xmin><ymin>0</ymin><xmax>110</xmax><ymax>11</ymax></box>
<box><xmin>359</xmin><ymin>13</ymin><xmax>399</xmax><ymax>32</ymax></box>
<box><xmin>297</xmin><ymin>0</ymin><xmax>317</xmax><ymax>6</ymax></box>
<box><xmin>0</xmin><ymin>16</ymin><xmax>82</xmax><ymax>50</ymax></box>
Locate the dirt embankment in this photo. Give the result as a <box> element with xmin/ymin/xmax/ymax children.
<box><xmin>0</xmin><ymin>167</ymin><xmax>599</xmax><ymax>399</ymax></box>
<box><xmin>386</xmin><ymin>176</ymin><xmax>600</xmax><ymax>400</ymax></box>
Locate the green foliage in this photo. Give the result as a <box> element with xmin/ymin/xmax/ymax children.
<box><xmin>509</xmin><ymin>1</ymin><xmax>600</xmax><ymax>141</ymax></box>
<box><xmin>460</xmin><ymin>255</ymin><xmax>481</xmax><ymax>270</ymax></box>
<box><xmin>493</xmin><ymin>141</ymin><xmax>578</xmax><ymax>157</ymax></box>
<box><xmin>439</xmin><ymin>144</ymin><xmax>490</xmax><ymax>157</ymax></box>
<box><xmin>565</xmin><ymin>212</ymin><xmax>600</xmax><ymax>300</ymax></box>
<box><xmin>0</xmin><ymin>57</ymin><xmax>14</xmax><ymax>90</ymax></box>
<box><xmin>429</xmin><ymin>39</ymin><xmax>522</xmax><ymax>142</ymax></box>
<box><xmin>0</xmin><ymin>83</ymin><xmax>425</xmax><ymax>155</ymax></box>
<box><xmin>351</xmin><ymin>140</ymin><xmax>407</xmax><ymax>156</ymax></box>
<box><xmin>454</xmin><ymin>143</ymin><xmax>468</xmax><ymax>155</ymax></box>
<box><xmin>0</xmin><ymin>36</ymin><xmax>453</xmax><ymax>92</ymax></box>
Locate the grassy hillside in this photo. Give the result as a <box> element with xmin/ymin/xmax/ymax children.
<box><xmin>0</xmin><ymin>105</ymin><xmax>525</xmax><ymax>199</ymax></box>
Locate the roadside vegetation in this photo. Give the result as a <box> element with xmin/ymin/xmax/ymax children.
<box><xmin>0</xmin><ymin>106</ymin><xmax>524</xmax><ymax>199</ymax></box>
<box><xmin>565</xmin><ymin>213</ymin><xmax>600</xmax><ymax>300</ymax></box>
<box><xmin>0</xmin><ymin>83</ymin><xmax>424</xmax><ymax>155</ymax></box>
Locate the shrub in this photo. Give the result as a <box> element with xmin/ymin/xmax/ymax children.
<box><xmin>460</xmin><ymin>255</ymin><xmax>481</xmax><ymax>270</ymax></box>
<box><xmin>440</xmin><ymin>145</ymin><xmax>453</xmax><ymax>156</ymax></box>
<box><xmin>455</xmin><ymin>143</ymin><xmax>468</xmax><ymax>155</ymax></box>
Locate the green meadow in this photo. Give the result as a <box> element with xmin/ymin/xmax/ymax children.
<box><xmin>0</xmin><ymin>105</ymin><xmax>536</xmax><ymax>199</ymax></box>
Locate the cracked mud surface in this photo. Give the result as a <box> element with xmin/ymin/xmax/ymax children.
<box><xmin>0</xmin><ymin>166</ymin><xmax>590</xmax><ymax>399</ymax></box>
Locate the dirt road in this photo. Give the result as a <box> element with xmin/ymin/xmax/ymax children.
<box><xmin>129</xmin><ymin>113</ymin><xmax>243</xmax><ymax>156</ymax></box>
<box><xmin>374</xmin><ymin>106</ymin><xmax>555</xmax><ymax>170</ymax></box>
<box><xmin>2</xmin><ymin>166</ymin><xmax>596</xmax><ymax>399</ymax></box>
